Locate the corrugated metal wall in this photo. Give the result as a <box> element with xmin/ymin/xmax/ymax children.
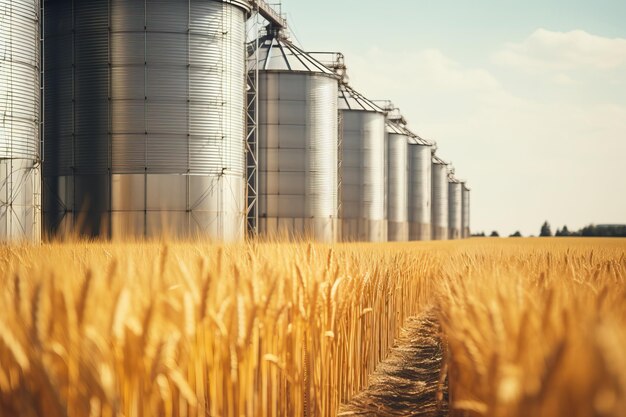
<box><xmin>431</xmin><ymin>160</ymin><xmax>448</xmax><ymax>240</ymax></box>
<box><xmin>448</xmin><ymin>180</ymin><xmax>462</xmax><ymax>240</ymax></box>
<box><xmin>462</xmin><ymin>184</ymin><xmax>470</xmax><ymax>238</ymax></box>
<box><xmin>257</xmin><ymin>71</ymin><xmax>339</xmax><ymax>242</ymax></box>
<box><xmin>0</xmin><ymin>0</ymin><xmax>41</xmax><ymax>241</ymax></box>
<box><xmin>43</xmin><ymin>0</ymin><xmax>248</xmax><ymax>240</ymax></box>
<box><xmin>408</xmin><ymin>142</ymin><xmax>431</xmax><ymax>241</ymax></box>
<box><xmin>386</xmin><ymin>125</ymin><xmax>409</xmax><ymax>241</ymax></box>
<box><xmin>340</xmin><ymin>110</ymin><xmax>386</xmax><ymax>242</ymax></box>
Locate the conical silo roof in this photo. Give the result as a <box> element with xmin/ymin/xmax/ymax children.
<box><xmin>382</xmin><ymin>107</ymin><xmax>431</xmax><ymax>145</ymax></box>
<box><xmin>407</xmin><ymin>130</ymin><xmax>433</xmax><ymax>147</ymax></box>
<box><xmin>338</xmin><ymin>84</ymin><xmax>384</xmax><ymax>112</ymax></box>
<box><xmin>432</xmin><ymin>154</ymin><xmax>449</xmax><ymax>165</ymax></box>
<box><xmin>386</xmin><ymin>119</ymin><xmax>412</xmax><ymax>136</ymax></box>
<box><xmin>387</xmin><ymin>119</ymin><xmax>433</xmax><ymax>147</ymax></box>
<box><xmin>249</xmin><ymin>33</ymin><xmax>337</xmax><ymax>75</ymax></box>
<box><xmin>392</xmin><ymin>117</ymin><xmax>432</xmax><ymax>146</ymax></box>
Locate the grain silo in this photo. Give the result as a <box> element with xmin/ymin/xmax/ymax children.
<box><xmin>462</xmin><ymin>182</ymin><xmax>470</xmax><ymax>238</ymax></box>
<box><xmin>338</xmin><ymin>84</ymin><xmax>386</xmax><ymax>242</ymax></box>
<box><xmin>0</xmin><ymin>0</ymin><xmax>41</xmax><ymax>242</ymax></box>
<box><xmin>431</xmin><ymin>155</ymin><xmax>448</xmax><ymax>240</ymax></box>
<box><xmin>43</xmin><ymin>0</ymin><xmax>249</xmax><ymax>240</ymax></box>
<box><xmin>250</xmin><ymin>30</ymin><xmax>340</xmax><ymax>242</ymax></box>
<box><xmin>448</xmin><ymin>176</ymin><xmax>463</xmax><ymax>240</ymax></box>
<box><xmin>408</xmin><ymin>137</ymin><xmax>432</xmax><ymax>241</ymax></box>
<box><xmin>386</xmin><ymin>118</ymin><xmax>410</xmax><ymax>242</ymax></box>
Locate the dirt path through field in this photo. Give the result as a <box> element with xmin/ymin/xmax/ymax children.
<box><xmin>338</xmin><ymin>311</ymin><xmax>448</xmax><ymax>417</ymax></box>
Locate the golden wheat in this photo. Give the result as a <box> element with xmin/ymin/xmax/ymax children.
<box><xmin>0</xmin><ymin>241</ymin><xmax>435</xmax><ymax>417</ymax></box>
<box><xmin>438</xmin><ymin>238</ymin><xmax>626</xmax><ymax>417</ymax></box>
<box><xmin>0</xmin><ymin>238</ymin><xmax>624</xmax><ymax>417</ymax></box>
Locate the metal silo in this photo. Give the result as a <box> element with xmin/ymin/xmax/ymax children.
<box><xmin>386</xmin><ymin>120</ymin><xmax>410</xmax><ymax>242</ymax></box>
<box><xmin>431</xmin><ymin>155</ymin><xmax>448</xmax><ymax>240</ymax></box>
<box><xmin>0</xmin><ymin>0</ymin><xmax>41</xmax><ymax>242</ymax></box>
<box><xmin>462</xmin><ymin>182</ymin><xmax>470</xmax><ymax>238</ymax></box>
<box><xmin>338</xmin><ymin>84</ymin><xmax>386</xmax><ymax>242</ymax></box>
<box><xmin>408</xmin><ymin>137</ymin><xmax>432</xmax><ymax>241</ymax></box>
<box><xmin>448</xmin><ymin>177</ymin><xmax>463</xmax><ymax>240</ymax></box>
<box><xmin>250</xmin><ymin>31</ymin><xmax>340</xmax><ymax>242</ymax></box>
<box><xmin>43</xmin><ymin>0</ymin><xmax>249</xmax><ymax>240</ymax></box>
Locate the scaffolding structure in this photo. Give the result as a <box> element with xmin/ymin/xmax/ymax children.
<box><xmin>245</xmin><ymin>8</ymin><xmax>261</xmax><ymax>236</ymax></box>
<box><xmin>245</xmin><ymin>0</ymin><xmax>286</xmax><ymax>236</ymax></box>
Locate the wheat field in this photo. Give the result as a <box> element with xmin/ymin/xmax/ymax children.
<box><xmin>439</xmin><ymin>239</ymin><xmax>626</xmax><ymax>417</ymax></box>
<box><xmin>0</xmin><ymin>238</ymin><xmax>624</xmax><ymax>417</ymax></box>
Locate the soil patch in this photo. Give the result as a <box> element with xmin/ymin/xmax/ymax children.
<box><xmin>338</xmin><ymin>312</ymin><xmax>448</xmax><ymax>416</ymax></box>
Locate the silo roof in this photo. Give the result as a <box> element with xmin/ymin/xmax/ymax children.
<box><xmin>387</xmin><ymin>120</ymin><xmax>433</xmax><ymax>147</ymax></box>
<box><xmin>386</xmin><ymin>120</ymin><xmax>412</xmax><ymax>136</ymax></box>
<box><xmin>408</xmin><ymin>134</ymin><xmax>433</xmax><ymax>147</ymax></box>
<box><xmin>226</xmin><ymin>0</ymin><xmax>253</xmax><ymax>12</ymax></box>
<box><xmin>249</xmin><ymin>34</ymin><xmax>337</xmax><ymax>75</ymax></box>
<box><xmin>432</xmin><ymin>155</ymin><xmax>448</xmax><ymax>165</ymax></box>
<box><xmin>399</xmin><ymin>120</ymin><xmax>432</xmax><ymax>146</ymax></box>
<box><xmin>380</xmin><ymin>105</ymin><xmax>432</xmax><ymax>145</ymax></box>
<box><xmin>338</xmin><ymin>84</ymin><xmax>384</xmax><ymax>113</ymax></box>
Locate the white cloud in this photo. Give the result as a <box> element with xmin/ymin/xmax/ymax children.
<box><xmin>553</xmin><ymin>73</ymin><xmax>578</xmax><ymax>85</ymax></box>
<box><xmin>411</xmin><ymin>49</ymin><xmax>501</xmax><ymax>91</ymax></box>
<box><xmin>344</xmin><ymin>46</ymin><xmax>507</xmax><ymax>115</ymax></box>
<box><xmin>344</xmin><ymin>47</ymin><xmax>494</xmax><ymax>94</ymax></box>
<box><xmin>493</xmin><ymin>28</ymin><xmax>626</xmax><ymax>72</ymax></box>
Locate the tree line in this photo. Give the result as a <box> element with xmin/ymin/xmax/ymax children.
<box><xmin>539</xmin><ymin>222</ymin><xmax>626</xmax><ymax>237</ymax></box>
<box><xmin>472</xmin><ymin>222</ymin><xmax>626</xmax><ymax>238</ymax></box>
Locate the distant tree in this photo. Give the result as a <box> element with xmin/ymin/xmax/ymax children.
<box><xmin>509</xmin><ymin>231</ymin><xmax>522</xmax><ymax>237</ymax></box>
<box><xmin>581</xmin><ymin>225</ymin><xmax>597</xmax><ymax>237</ymax></box>
<box><xmin>540</xmin><ymin>221</ymin><xmax>552</xmax><ymax>237</ymax></box>
<box><xmin>580</xmin><ymin>224</ymin><xmax>626</xmax><ymax>237</ymax></box>
<box><xmin>490</xmin><ymin>231</ymin><xmax>500</xmax><ymax>237</ymax></box>
<box><xmin>555</xmin><ymin>226</ymin><xmax>569</xmax><ymax>237</ymax></box>
<box><xmin>471</xmin><ymin>232</ymin><xmax>486</xmax><ymax>237</ymax></box>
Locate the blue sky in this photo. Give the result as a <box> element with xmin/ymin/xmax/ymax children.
<box><xmin>275</xmin><ymin>0</ymin><xmax>626</xmax><ymax>236</ymax></box>
<box><xmin>283</xmin><ymin>1</ymin><xmax>626</xmax><ymax>53</ymax></box>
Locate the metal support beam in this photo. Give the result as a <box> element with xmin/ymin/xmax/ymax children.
<box><xmin>245</xmin><ymin>8</ymin><xmax>261</xmax><ymax>237</ymax></box>
<box><xmin>244</xmin><ymin>0</ymin><xmax>284</xmax><ymax>237</ymax></box>
<box><xmin>308</xmin><ymin>52</ymin><xmax>346</xmax><ymax>81</ymax></box>
<box><xmin>251</xmin><ymin>0</ymin><xmax>287</xmax><ymax>29</ymax></box>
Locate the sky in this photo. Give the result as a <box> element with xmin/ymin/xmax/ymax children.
<box><xmin>275</xmin><ymin>0</ymin><xmax>626</xmax><ymax>237</ymax></box>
